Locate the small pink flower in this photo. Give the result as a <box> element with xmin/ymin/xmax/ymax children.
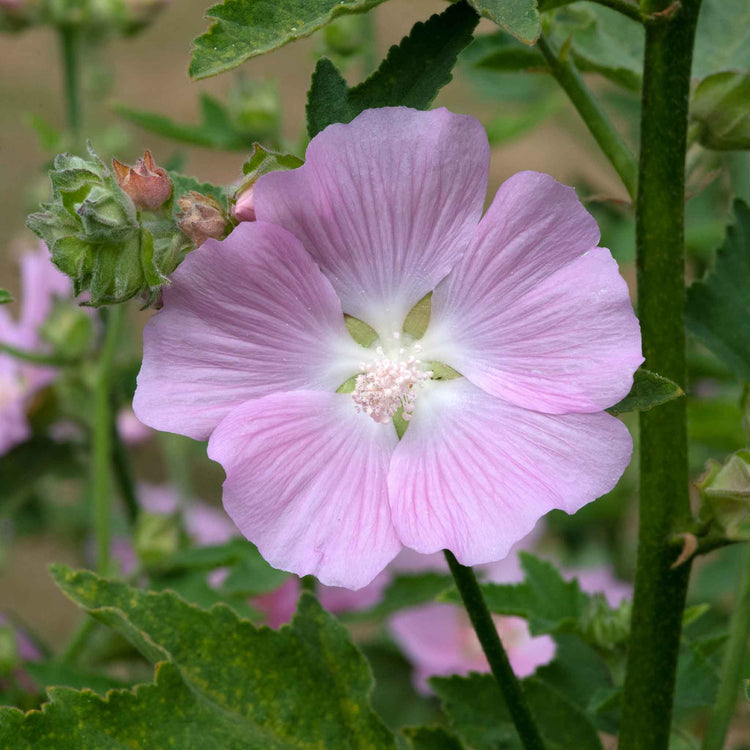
<box><xmin>134</xmin><ymin>107</ymin><xmax>642</xmax><ymax>589</ymax></box>
<box><xmin>0</xmin><ymin>243</ymin><xmax>70</xmax><ymax>456</ymax></box>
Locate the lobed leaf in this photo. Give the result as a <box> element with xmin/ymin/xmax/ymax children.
<box><xmin>307</xmin><ymin>1</ymin><xmax>479</xmax><ymax>137</ymax></box>
<box><xmin>686</xmin><ymin>199</ymin><xmax>750</xmax><ymax>382</ymax></box>
<box><xmin>189</xmin><ymin>0</ymin><xmax>389</xmax><ymax>80</ymax></box>
<box><xmin>606</xmin><ymin>367</ymin><xmax>684</xmax><ymax>415</ymax></box>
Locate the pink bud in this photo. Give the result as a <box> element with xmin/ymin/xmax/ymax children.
<box><xmin>232</xmin><ymin>185</ymin><xmax>256</xmax><ymax>222</ymax></box>
<box><xmin>112</xmin><ymin>150</ymin><xmax>172</xmax><ymax>211</ymax></box>
<box><xmin>177</xmin><ymin>191</ymin><xmax>228</xmax><ymax>247</ymax></box>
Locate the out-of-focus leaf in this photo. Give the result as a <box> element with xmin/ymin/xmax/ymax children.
<box><xmin>23</xmin><ymin>113</ymin><xmax>64</xmax><ymax>152</ymax></box>
<box><xmin>115</xmin><ymin>94</ymin><xmax>249</xmax><ymax>151</ymax></box>
<box><xmin>674</xmin><ymin>640</ymin><xmax>722</xmax><ymax>709</ymax></box>
<box><xmin>432</xmin><ymin>672</ymin><xmax>603</xmax><ymax>750</ymax></box>
<box><xmin>691</xmin><ymin>72</ymin><xmax>750</xmax><ymax>151</ymax></box>
<box><xmin>472</xmin><ymin>33</ymin><xmax>545</xmax><ymax>71</ymax></box>
<box><xmin>24</xmin><ymin>662</ymin><xmax>130</xmax><ymax>696</ymax></box>
<box><xmin>403</xmin><ymin>726</ymin><xmax>465</xmax><ymax>749</ymax></box>
<box><xmin>466</xmin><ymin>0</ymin><xmax>540</xmax><ymax>44</ymax></box>
<box><xmin>190</xmin><ymin>0</ymin><xmax>390</xmax><ymax>80</ymax></box>
<box><xmin>686</xmin><ymin>200</ymin><xmax>750</xmax><ymax>382</ymax></box>
<box><xmin>0</xmin><ymin>289</ymin><xmax>12</xmax><ymax>304</ymax></box>
<box><xmin>307</xmin><ymin>2</ymin><xmax>479</xmax><ymax>137</ymax></box>
<box><xmin>692</xmin><ymin>0</ymin><xmax>750</xmax><ymax>79</ymax></box>
<box><xmin>0</xmin><ymin>567</ymin><xmax>398</xmax><ymax>748</ymax></box>
<box><xmin>484</xmin><ymin>96</ymin><xmax>561</xmax><ymax>145</ymax></box>
<box><xmin>606</xmin><ymin>368</ymin><xmax>684</xmax><ymax>415</ymax></box>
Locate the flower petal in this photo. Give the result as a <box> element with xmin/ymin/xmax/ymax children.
<box><xmin>254</xmin><ymin>107</ymin><xmax>489</xmax><ymax>335</ymax></box>
<box><xmin>207</xmin><ymin>391</ymin><xmax>401</xmax><ymax>589</ymax></box>
<box><xmin>424</xmin><ymin>172</ymin><xmax>642</xmax><ymax>413</ymax></box>
<box><xmin>388</xmin><ymin>379</ymin><xmax>633</xmax><ymax>566</ymax></box>
<box><xmin>134</xmin><ymin>221</ymin><xmax>362</xmax><ymax>440</ymax></box>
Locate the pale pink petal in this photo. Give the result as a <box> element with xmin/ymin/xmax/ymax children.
<box><xmin>134</xmin><ymin>221</ymin><xmax>362</xmax><ymax>440</ymax></box>
<box><xmin>19</xmin><ymin>242</ymin><xmax>71</xmax><ymax>335</ymax></box>
<box><xmin>495</xmin><ymin>616</ymin><xmax>555</xmax><ymax>678</ymax></box>
<box><xmin>254</xmin><ymin>107</ymin><xmax>489</xmax><ymax>335</ymax></box>
<box><xmin>569</xmin><ymin>566</ymin><xmax>632</xmax><ymax>607</ymax></box>
<box><xmin>117</xmin><ymin>408</ymin><xmax>152</xmax><ymax>445</ymax></box>
<box><xmin>207</xmin><ymin>391</ymin><xmax>401</xmax><ymax>589</ymax></box>
<box><xmin>424</xmin><ymin>172</ymin><xmax>642</xmax><ymax>413</ymax></box>
<box><xmin>185</xmin><ymin>502</ymin><xmax>238</xmax><ymax>547</ymax></box>
<box><xmin>388</xmin><ymin>379</ymin><xmax>633</xmax><ymax>566</ymax></box>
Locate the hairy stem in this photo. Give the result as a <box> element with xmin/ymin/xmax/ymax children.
<box><xmin>444</xmin><ymin>551</ymin><xmax>546</xmax><ymax>750</ymax></box>
<box><xmin>701</xmin><ymin>546</ymin><xmax>750</xmax><ymax>750</ymax></box>
<box><xmin>92</xmin><ymin>306</ymin><xmax>125</xmax><ymax>575</ymax></box>
<box><xmin>537</xmin><ymin>35</ymin><xmax>638</xmax><ymax>200</ymax></box>
<box><xmin>619</xmin><ymin>1</ymin><xmax>703</xmax><ymax>745</ymax></box>
<box><xmin>59</xmin><ymin>25</ymin><xmax>83</xmax><ymax>150</ymax></box>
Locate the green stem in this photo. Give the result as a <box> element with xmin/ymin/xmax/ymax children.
<box><xmin>59</xmin><ymin>616</ymin><xmax>97</xmax><ymax>666</ymax></box>
<box><xmin>590</xmin><ymin>0</ymin><xmax>643</xmax><ymax>22</ymax></box>
<box><xmin>111</xmin><ymin>413</ymin><xmax>139</xmax><ymax>526</ymax></box>
<box><xmin>619</xmin><ymin>0</ymin><xmax>702</xmax><ymax>746</ymax></box>
<box><xmin>444</xmin><ymin>551</ymin><xmax>546</xmax><ymax>750</ymax></box>
<box><xmin>701</xmin><ymin>545</ymin><xmax>750</xmax><ymax>750</ymax></box>
<box><xmin>537</xmin><ymin>35</ymin><xmax>638</xmax><ymax>200</ymax></box>
<box><xmin>59</xmin><ymin>25</ymin><xmax>83</xmax><ymax>151</ymax></box>
<box><xmin>92</xmin><ymin>306</ymin><xmax>125</xmax><ymax>576</ymax></box>
<box><xmin>0</xmin><ymin>342</ymin><xmax>77</xmax><ymax>367</ymax></box>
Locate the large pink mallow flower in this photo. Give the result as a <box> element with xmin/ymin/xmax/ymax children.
<box><xmin>134</xmin><ymin>107</ymin><xmax>642</xmax><ymax>590</ymax></box>
<box><xmin>0</xmin><ymin>243</ymin><xmax>70</xmax><ymax>455</ymax></box>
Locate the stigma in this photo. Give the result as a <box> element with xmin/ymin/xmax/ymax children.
<box><xmin>352</xmin><ymin>335</ymin><xmax>432</xmax><ymax>424</ymax></box>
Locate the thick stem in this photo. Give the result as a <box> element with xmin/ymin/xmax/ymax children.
<box><xmin>537</xmin><ymin>35</ymin><xmax>638</xmax><ymax>200</ymax></box>
<box><xmin>701</xmin><ymin>545</ymin><xmax>750</xmax><ymax>750</ymax></box>
<box><xmin>619</xmin><ymin>1</ymin><xmax>702</xmax><ymax>746</ymax></box>
<box><xmin>59</xmin><ymin>25</ymin><xmax>83</xmax><ymax>151</ymax></box>
<box><xmin>444</xmin><ymin>551</ymin><xmax>546</xmax><ymax>750</ymax></box>
<box><xmin>92</xmin><ymin>306</ymin><xmax>125</xmax><ymax>575</ymax></box>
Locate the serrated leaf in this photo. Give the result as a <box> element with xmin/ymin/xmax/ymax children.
<box><xmin>403</xmin><ymin>726</ymin><xmax>465</xmax><ymax>749</ymax></box>
<box><xmin>0</xmin><ymin>288</ymin><xmax>12</xmax><ymax>304</ymax></box>
<box><xmin>691</xmin><ymin>72</ymin><xmax>750</xmax><ymax>152</ymax></box>
<box><xmin>467</xmin><ymin>0</ymin><xmax>540</xmax><ymax>44</ymax></box>
<box><xmin>686</xmin><ymin>199</ymin><xmax>750</xmax><ymax>382</ymax></box>
<box><xmin>7</xmin><ymin>566</ymin><xmax>398</xmax><ymax>749</ymax></box>
<box><xmin>606</xmin><ymin>367</ymin><xmax>684</xmax><ymax>415</ymax></box>
<box><xmin>189</xmin><ymin>0</ymin><xmax>389</xmax><ymax>80</ymax></box>
<box><xmin>307</xmin><ymin>2</ymin><xmax>479</xmax><ymax>137</ymax></box>
<box><xmin>432</xmin><ymin>672</ymin><xmax>603</xmax><ymax>750</ymax></box>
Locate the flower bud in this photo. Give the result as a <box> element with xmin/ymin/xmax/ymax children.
<box><xmin>232</xmin><ymin>184</ymin><xmax>255</xmax><ymax>222</ymax></box>
<box><xmin>112</xmin><ymin>150</ymin><xmax>172</xmax><ymax>211</ymax></box>
<box><xmin>698</xmin><ymin>449</ymin><xmax>750</xmax><ymax>541</ymax></box>
<box><xmin>177</xmin><ymin>191</ymin><xmax>228</xmax><ymax>247</ymax></box>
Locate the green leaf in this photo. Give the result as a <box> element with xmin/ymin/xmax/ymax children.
<box><xmin>690</xmin><ymin>71</ymin><xmax>750</xmax><ymax>151</ymax></box>
<box><xmin>1</xmin><ymin>566</ymin><xmax>398</xmax><ymax>748</ymax></box>
<box><xmin>467</xmin><ymin>0</ymin><xmax>540</xmax><ymax>44</ymax></box>
<box><xmin>686</xmin><ymin>199</ymin><xmax>750</xmax><ymax>382</ymax></box>
<box><xmin>242</xmin><ymin>143</ymin><xmax>303</xmax><ymax>178</ymax></box>
<box><xmin>403</xmin><ymin>726</ymin><xmax>465</xmax><ymax>750</ymax></box>
<box><xmin>306</xmin><ymin>2</ymin><xmax>479</xmax><ymax>137</ymax></box>
<box><xmin>115</xmin><ymin>94</ymin><xmax>249</xmax><ymax>151</ymax></box>
<box><xmin>471</xmin><ymin>33</ymin><xmax>545</xmax><ymax>71</ymax></box>
<box><xmin>24</xmin><ymin>662</ymin><xmax>130</xmax><ymax>695</ymax></box>
<box><xmin>432</xmin><ymin>673</ymin><xmax>603</xmax><ymax>750</ymax></box>
<box><xmin>0</xmin><ymin>288</ymin><xmax>12</xmax><ymax>304</ymax></box>
<box><xmin>606</xmin><ymin>367</ymin><xmax>684</xmax><ymax>415</ymax></box>
<box><xmin>692</xmin><ymin>0</ymin><xmax>750</xmax><ymax>79</ymax></box>
<box><xmin>189</xmin><ymin>0</ymin><xmax>389</xmax><ymax>80</ymax></box>
<box><xmin>484</xmin><ymin>96</ymin><xmax>562</xmax><ymax>146</ymax></box>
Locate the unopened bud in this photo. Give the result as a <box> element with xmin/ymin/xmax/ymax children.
<box><xmin>113</xmin><ymin>150</ymin><xmax>172</xmax><ymax>211</ymax></box>
<box><xmin>698</xmin><ymin>449</ymin><xmax>750</xmax><ymax>541</ymax></box>
<box><xmin>232</xmin><ymin>185</ymin><xmax>255</xmax><ymax>222</ymax></box>
<box><xmin>177</xmin><ymin>191</ymin><xmax>228</xmax><ymax>247</ymax></box>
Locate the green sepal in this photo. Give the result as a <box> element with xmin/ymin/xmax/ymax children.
<box><xmin>697</xmin><ymin>449</ymin><xmax>750</xmax><ymax>541</ymax></box>
<box><xmin>345</xmin><ymin>313</ymin><xmax>379</xmax><ymax>348</ymax></box>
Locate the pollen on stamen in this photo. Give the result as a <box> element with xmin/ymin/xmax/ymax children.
<box><xmin>352</xmin><ymin>338</ymin><xmax>432</xmax><ymax>424</ymax></box>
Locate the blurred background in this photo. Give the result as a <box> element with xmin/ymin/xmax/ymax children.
<box><xmin>0</xmin><ymin>0</ymin><xmax>746</xmax><ymax>743</ymax></box>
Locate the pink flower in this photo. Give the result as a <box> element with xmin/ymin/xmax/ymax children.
<box><xmin>232</xmin><ymin>185</ymin><xmax>256</xmax><ymax>223</ymax></box>
<box><xmin>116</xmin><ymin>407</ymin><xmax>152</xmax><ymax>445</ymax></box>
<box><xmin>0</xmin><ymin>243</ymin><xmax>70</xmax><ymax>455</ymax></box>
<box><xmin>134</xmin><ymin>107</ymin><xmax>642</xmax><ymax>590</ymax></box>
<box><xmin>568</xmin><ymin>566</ymin><xmax>632</xmax><ymax>607</ymax></box>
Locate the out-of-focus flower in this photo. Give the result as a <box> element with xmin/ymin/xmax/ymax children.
<box><xmin>0</xmin><ymin>244</ymin><xmax>70</xmax><ymax>455</ymax></box>
<box><xmin>135</xmin><ymin>107</ymin><xmax>642</xmax><ymax>589</ymax></box>
<box><xmin>0</xmin><ymin>612</ymin><xmax>41</xmax><ymax>694</ymax></box>
<box><xmin>176</xmin><ymin>191</ymin><xmax>228</xmax><ymax>247</ymax></box>
<box><xmin>112</xmin><ymin>150</ymin><xmax>172</xmax><ymax>212</ymax></box>
<box><xmin>567</xmin><ymin>566</ymin><xmax>632</xmax><ymax>607</ymax></box>
<box><xmin>117</xmin><ymin>407</ymin><xmax>152</xmax><ymax>445</ymax></box>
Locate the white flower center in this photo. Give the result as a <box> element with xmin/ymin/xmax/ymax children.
<box><xmin>352</xmin><ymin>335</ymin><xmax>432</xmax><ymax>424</ymax></box>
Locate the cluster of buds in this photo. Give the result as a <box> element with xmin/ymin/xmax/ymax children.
<box><xmin>27</xmin><ymin>147</ymin><xmax>183</xmax><ymax>306</ymax></box>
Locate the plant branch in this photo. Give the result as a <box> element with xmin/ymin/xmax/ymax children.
<box><xmin>0</xmin><ymin>342</ymin><xmax>78</xmax><ymax>367</ymax></box>
<box><xmin>444</xmin><ymin>550</ymin><xmax>546</xmax><ymax>750</ymax></box>
<box><xmin>58</xmin><ymin>24</ymin><xmax>83</xmax><ymax>151</ymax></box>
<box><xmin>111</xmin><ymin>413</ymin><xmax>139</xmax><ymax>526</ymax></box>
<box><xmin>537</xmin><ymin>35</ymin><xmax>638</xmax><ymax>200</ymax></box>
<box><xmin>590</xmin><ymin>0</ymin><xmax>643</xmax><ymax>22</ymax></box>
<box><xmin>618</xmin><ymin>0</ymin><xmax>703</xmax><ymax>745</ymax></box>
<box><xmin>702</xmin><ymin>545</ymin><xmax>750</xmax><ymax>750</ymax></box>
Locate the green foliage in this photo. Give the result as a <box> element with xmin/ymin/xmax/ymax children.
<box><xmin>692</xmin><ymin>0</ymin><xmax>750</xmax><ymax>79</ymax></box>
<box><xmin>690</xmin><ymin>72</ymin><xmax>750</xmax><ymax>152</ymax></box>
<box><xmin>432</xmin><ymin>672</ymin><xmax>603</xmax><ymax>750</ymax></box>
<box><xmin>403</xmin><ymin>726</ymin><xmax>464</xmax><ymax>749</ymax></box>
<box><xmin>686</xmin><ymin>200</ymin><xmax>750</xmax><ymax>382</ymax></box>
<box><xmin>0</xmin><ymin>288</ymin><xmax>12</xmax><ymax>304</ymax></box>
<box><xmin>189</xmin><ymin>0</ymin><xmax>389</xmax><ymax>80</ymax></box>
<box><xmin>606</xmin><ymin>367</ymin><xmax>685</xmax><ymax>415</ymax></box>
<box><xmin>307</xmin><ymin>2</ymin><xmax>479</xmax><ymax>137</ymax></box>
<box><xmin>698</xmin><ymin>449</ymin><xmax>750</xmax><ymax>541</ymax></box>
<box><xmin>0</xmin><ymin>567</ymin><xmax>397</xmax><ymax>748</ymax></box>
<box><xmin>242</xmin><ymin>144</ymin><xmax>303</xmax><ymax>178</ymax></box>
<box><xmin>465</xmin><ymin>0</ymin><xmax>539</xmax><ymax>44</ymax></box>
